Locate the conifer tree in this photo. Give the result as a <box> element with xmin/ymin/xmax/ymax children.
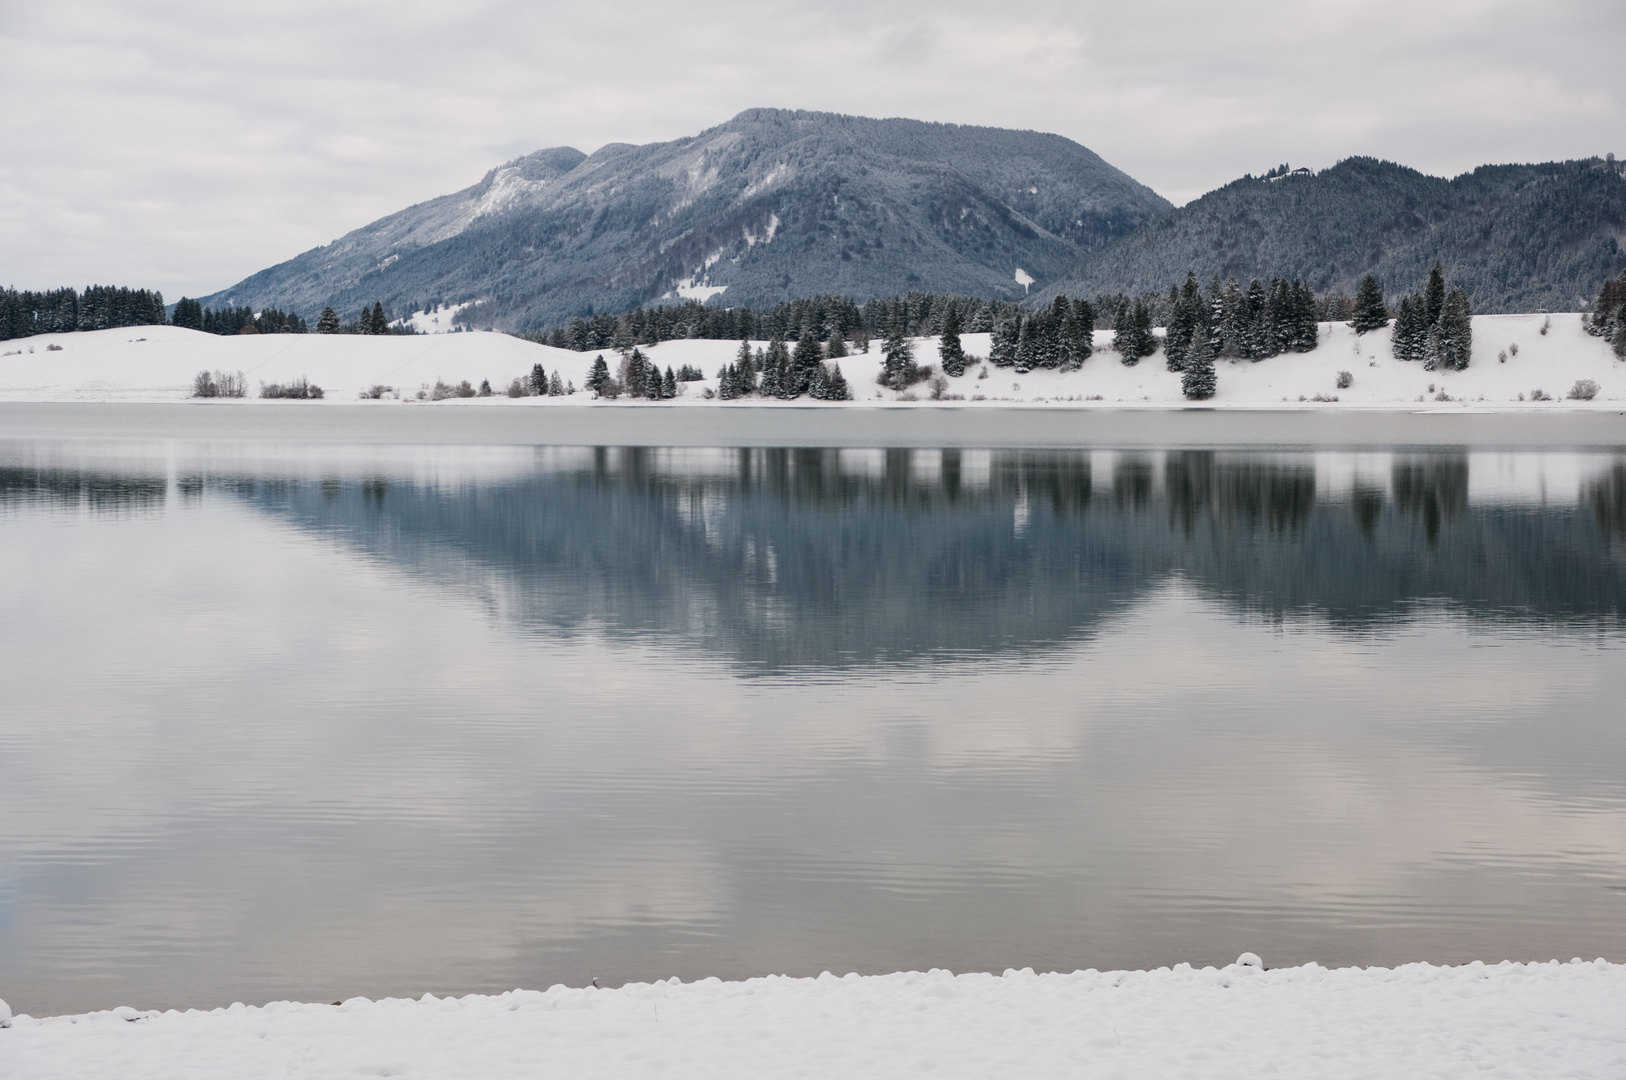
<box><xmin>718</xmin><ymin>364</ymin><xmax>739</xmax><ymax>400</ymax></box>
<box><xmin>1437</xmin><ymin>287</ymin><xmax>1473</xmax><ymax>370</ymax></box>
<box><xmin>1392</xmin><ymin>296</ymin><xmax>1422</xmax><ymax>361</ymax></box>
<box><xmin>1014</xmin><ymin>315</ymin><xmax>1034</xmax><ymax>373</ymax></box>
<box><xmin>1165</xmin><ymin>273</ymin><xmax>1203</xmax><ymax>372</ymax></box>
<box><xmin>825</xmin><ymin>363</ymin><xmax>851</xmax><ymax>400</ymax></box>
<box><xmin>1067</xmin><ymin>298</ymin><xmax>1095</xmax><ymax>366</ymax></box>
<box><xmin>825</xmin><ymin>333</ymin><xmax>848</xmax><ymax>359</ymax></box>
<box><xmin>989</xmin><ymin>317</ymin><xmax>1019</xmax><ymax>367</ymax></box>
<box><xmin>1288</xmin><ymin>280</ymin><xmax>1320</xmax><ymax>352</ymax></box>
<box><xmin>757</xmin><ymin>357</ymin><xmax>782</xmax><ymax>398</ymax></box>
<box><xmin>1241</xmin><ymin>280</ymin><xmax>1270</xmax><ymax>360</ymax></box>
<box><xmin>938</xmin><ymin>302</ymin><xmax>965</xmax><ymax>376</ymax></box>
<box><xmin>1114</xmin><ymin>300</ymin><xmax>1156</xmax><ymax>365</ymax></box>
<box><xmin>548</xmin><ymin>371</ymin><xmax>565</xmax><ymax>395</ymax></box>
<box><xmin>881</xmin><ymin>314</ymin><xmax>914</xmax><ymax>388</ymax></box>
<box><xmin>1423</xmin><ymin>264</ymin><xmax>1446</xmax><ymax>327</ymax></box>
<box><xmin>734</xmin><ymin>339</ymin><xmax>757</xmax><ymax>394</ymax></box>
<box><xmin>793</xmin><ymin>324</ymin><xmax>822</xmax><ymax>370</ymax></box>
<box><xmin>1181</xmin><ymin>325</ymin><xmax>1217</xmax><ymax>400</ymax></box>
<box><xmin>586</xmin><ymin>354</ymin><xmax>611</xmax><ymax>395</ymax></box>
<box><xmin>611</xmin><ymin>315</ymin><xmax>636</xmax><ymax>355</ymax></box>
<box><xmin>662</xmin><ymin>367</ymin><xmax>677</xmax><ymax>399</ymax></box>
<box><xmin>529</xmin><ymin>363</ymin><xmax>547</xmax><ymax>395</ymax></box>
<box><xmin>1350</xmin><ymin>275</ymin><xmax>1389</xmax><ymax>333</ymax></box>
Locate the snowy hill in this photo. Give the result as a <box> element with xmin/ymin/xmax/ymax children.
<box><xmin>2</xmin><ymin>315</ymin><xmax>1620</xmax><ymax>409</ymax></box>
<box><xmin>196</xmin><ymin>109</ymin><xmax>1170</xmax><ymax>332</ymax></box>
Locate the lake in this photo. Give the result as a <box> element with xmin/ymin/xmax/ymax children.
<box><xmin>3</xmin><ymin>418</ymin><xmax>1625</xmax><ymax>1016</ymax></box>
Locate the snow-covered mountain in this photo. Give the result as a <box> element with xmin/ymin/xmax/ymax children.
<box><xmin>197</xmin><ymin>109</ymin><xmax>1171</xmax><ymax>331</ymax></box>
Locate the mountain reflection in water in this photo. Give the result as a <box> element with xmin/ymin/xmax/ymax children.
<box><xmin>19</xmin><ymin>446</ymin><xmax>1609</xmax><ymax>665</ymax></box>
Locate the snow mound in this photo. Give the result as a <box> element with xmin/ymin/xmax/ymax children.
<box><xmin>4</xmin><ymin>960</ymin><xmax>1624</xmax><ymax>1079</ymax></box>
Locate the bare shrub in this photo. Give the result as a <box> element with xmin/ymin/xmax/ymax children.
<box><xmin>194</xmin><ymin>370</ymin><xmax>246</xmax><ymax>397</ymax></box>
<box><xmin>46</xmin><ymin>343</ymin><xmax>63</xmax><ymax>352</ymax></box>
<box><xmin>928</xmin><ymin>374</ymin><xmax>949</xmax><ymax>400</ymax></box>
<box><xmin>505</xmin><ymin>377</ymin><xmax>527</xmax><ymax>398</ymax></box>
<box><xmin>261</xmin><ymin>377</ymin><xmax>322</xmax><ymax>399</ymax></box>
<box><xmin>1530</xmin><ymin>388</ymin><xmax>1551</xmax><ymax>401</ymax></box>
<box><xmin>359</xmin><ymin>384</ymin><xmax>394</xmax><ymax>400</ymax></box>
<box><xmin>1497</xmin><ymin>350</ymin><xmax>1507</xmax><ymax>364</ymax></box>
<box><xmin>1335</xmin><ymin>370</ymin><xmax>1353</xmax><ymax>389</ymax></box>
<box><xmin>1540</xmin><ymin>316</ymin><xmax>1551</xmax><ymax>336</ymax></box>
<box><xmin>1509</xmin><ymin>342</ymin><xmax>1519</xmax><ymax>357</ymax></box>
<box><xmin>1311</xmin><ymin>393</ymin><xmax>1340</xmax><ymax>402</ymax></box>
<box><xmin>1568</xmin><ymin>379</ymin><xmax>1600</xmax><ymax>401</ymax></box>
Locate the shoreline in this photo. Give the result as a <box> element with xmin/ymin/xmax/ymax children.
<box><xmin>5</xmin><ymin>959</ymin><xmax>1622</xmax><ymax>1079</ymax></box>
<box><xmin>3</xmin><ymin>400</ymin><xmax>1625</xmax><ymax>448</ymax></box>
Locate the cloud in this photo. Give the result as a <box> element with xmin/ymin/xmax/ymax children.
<box><xmin>0</xmin><ymin>0</ymin><xmax>1620</xmax><ymax>297</ymax></box>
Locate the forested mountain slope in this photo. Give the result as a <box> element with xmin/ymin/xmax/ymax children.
<box><xmin>1038</xmin><ymin>156</ymin><xmax>1626</xmax><ymax>313</ymax></box>
<box><xmin>199</xmin><ymin>109</ymin><xmax>1170</xmax><ymax>331</ymax></box>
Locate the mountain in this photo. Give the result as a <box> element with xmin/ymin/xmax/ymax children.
<box><xmin>1037</xmin><ymin>156</ymin><xmax>1626</xmax><ymax>313</ymax></box>
<box><xmin>199</xmin><ymin>109</ymin><xmax>1171</xmax><ymax>331</ymax></box>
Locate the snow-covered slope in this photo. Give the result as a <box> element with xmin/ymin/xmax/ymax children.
<box><xmin>4</xmin><ymin>960</ymin><xmax>1624</xmax><ymax>1080</ymax></box>
<box><xmin>1</xmin><ymin>314</ymin><xmax>1620</xmax><ymax>408</ymax></box>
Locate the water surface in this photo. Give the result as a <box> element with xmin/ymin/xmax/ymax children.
<box><xmin>2</xmin><ymin>438</ymin><xmax>1625</xmax><ymax>1015</ymax></box>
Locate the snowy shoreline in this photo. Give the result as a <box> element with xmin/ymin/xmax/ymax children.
<box><xmin>2</xmin><ymin>313</ymin><xmax>1622</xmax><ymax>411</ymax></box>
<box><xmin>4</xmin><ymin>959</ymin><xmax>1624</xmax><ymax>1079</ymax></box>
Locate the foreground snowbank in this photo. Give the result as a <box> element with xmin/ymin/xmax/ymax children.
<box><xmin>1</xmin><ymin>313</ymin><xmax>1621</xmax><ymax>408</ymax></box>
<box><xmin>5</xmin><ymin>959</ymin><xmax>1624</xmax><ymax>1079</ymax></box>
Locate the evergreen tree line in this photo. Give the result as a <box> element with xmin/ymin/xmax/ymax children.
<box><xmin>987</xmin><ymin>297</ymin><xmax>1096</xmax><ymax>373</ymax></box>
<box><xmin>712</xmin><ymin>336</ymin><xmax>854</xmax><ymax>401</ymax></box>
<box><xmin>535</xmin><ymin>292</ymin><xmax>1035</xmax><ymax>353</ymax></box>
<box><xmin>1387</xmin><ymin>265</ymin><xmax>1473</xmax><ymax>370</ymax></box>
<box><xmin>172</xmin><ymin>298</ymin><xmax>309</xmax><ymax>335</ymax></box>
<box><xmin>1585</xmin><ymin>269</ymin><xmax>1626</xmax><ymax>357</ymax></box>
<box><xmin>0</xmin><ymin>285</ymin><xmax>167</xmax><ymax>340</ymax></box>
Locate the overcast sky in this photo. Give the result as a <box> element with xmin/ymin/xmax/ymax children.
<box><xmin>1</xmin><ymin>0</ymin><xmax>1621</xmax><ymax>298</ymax></box>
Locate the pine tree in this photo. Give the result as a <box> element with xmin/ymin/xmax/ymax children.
<box><xmin>881</xmin><ymin>314</ymin><xmax>915</xmax><ymax>388</ymax></box>
<box><xmin>1292</xmin><ymin>280</ymin><xmax>1321</xmax><ymax>352</ymax></box>
<box><xmin>1392</xmin><ymin>296</ymin><xmax>1423</xmax><ymax>361</ymax></box>
<box><xmin>989</xmin><ymin>317</ymin><xmax>1018</xmax><ymax>367</ymax></box>
<box><xmin>825</xmin><ymin>333</ymin><xmax>848</xmax><ymax>359</ymax></box>
<box><xmin>662</xmin><ymin>367</ymin><xmax>677</xmax><ymax>399</ymax></box>
<box><xmin>1349</xmin><ymin>275</ymin><xmax>1389</xmax><ymax>333</ymax></box>
<box><xmin>1423</xmin><ymin>264</ymin><xmax>1446</xmax><ymax>327</ymax></box>
<box><xmin>1437</xmin><ymin>287</ymin><xmax>1473</xmax><ymax>370</ymax></box>
<box><xmin>1114</xmin><ymin>300</ymin><xmax>1155</xmax><ymax>365</ymax></box>
<box><xmin>793</xmin><ymin>324</ymin><xmax>822</xmax><ymax>370</ymax></box>
<box><xmin>757</xmin><ymin>357</ymin><xmax>782</xmax><ymax>398</ymax></box>
<box><xmin>1241</xmin><ymin>280</ymin><xmax>1270</xmax><ymax>360</ymax></box>
<box><xmin>548</xmin><ymin>371</ymin><xmax>565</xmax><ymax>396</ymax></box>
<box><xmin>1014</xmin><ymin>316</ymin><xmax>1034</xmax><ymax>372</ymax></box>
<box><xmin>1165</xmin><ymin>273</ymin><xmax>1202</xmax><ymax>372</ymax></box>
<box><xmin>586</xmin><ymin>354</ymin><xmax>611</xmax><ymax>394</ymax></box>
<box><xmin>1067</xmin><ymin>298</ymin><xmax>1095</xmax><ymax>366</ymax></box>
<box><xmin>611</xmin><ymin>314</ymin><xmax>636</xmax><ymax>355</ymax></box>
<box><xmin>938</xmin><ymin>302</ymin><xmax>965</xmax><ymax>376</ymax></box>
<box><xmin>734</xmin><ymin>339</ymin><xmax>757</xmax><ymax>394</ymax></box>
<box><xmin>718</xmin><ymin>364</ymin><xmax>739</xmax><ymax>400</ymax></box>
<box><xmin>1181</xmin><ymin>326</ymin><xmax>1217</xmax><ymax>400</ymax></box>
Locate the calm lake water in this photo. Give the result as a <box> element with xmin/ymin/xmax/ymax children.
<box><xmin>3</xmin><ymin>432</ymin><xmax>1626</xmax><ymax>1016</ymax></box>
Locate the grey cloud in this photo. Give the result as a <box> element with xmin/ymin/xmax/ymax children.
<box><xmin>0</xmin><ymin>0</ymin><xmax>1619</xmax><ymax>297</ymax></box>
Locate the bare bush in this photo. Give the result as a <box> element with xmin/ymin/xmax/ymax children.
<box><xmin>506</xmin><ymin>377</ymin><xmax>527</xmax><ymax>398</ymax></box>
<box><xmin>1335</xmin><ymin>370</ymin><xmax>1353</xmax><ymax>389</ymax></box>
<box><xmin>1530</xmin><ymin>388</ymin><xmax>1551</xmax><ymax>401</ymax></box>
<box><xmin>193</xmin><ymin>370</ymin><xmax>246</xmax><ymax>397</ymax></box>
<box><xmin>1568</xmin><ymin>379</ymin><xmax>1600</xmax><ymax>401</ymax></box>
<box><xmin>358</xmin><ymin>384</ymin><xmax>394</xmax><ymax>400</ymax></box>
<box><xmin>261</xmin><ymin>376</ymin><xmax>323</xmax><ymax>399</ymax></box>
<box><xmin>1509</xmin><ymin>342</ymin><xmax>1519</xmax><ymax>357</ymax></box>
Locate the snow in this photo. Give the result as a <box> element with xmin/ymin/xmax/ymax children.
<box><xmin>1</xmin><ymin>314</ymin><xmax>1621</xmax><ymax>409</ymax></box>
<box><xmin>4</xmin><ymin>959</ymin><xmax>1624</xmax><ymax>1079</ymax></box>
<box><xmin>1014</xmin><ymin>267</ymin><xmax>1035</xmax><ymax>291</ymax></box>
<box><xmin>392</xmin><ymin>302</ymin><xmax>474</xmax><ymax>335</ymax></box>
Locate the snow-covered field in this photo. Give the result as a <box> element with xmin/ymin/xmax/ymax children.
<box><xmin>4</xmin><ymin>959</ymin><xmax>1623</xmax><ymax>1079</ymax></box>
<box><xmin>1</xmin><ymin>313</ymin><xmax>1621</xmax><ymax>409</ymax></box>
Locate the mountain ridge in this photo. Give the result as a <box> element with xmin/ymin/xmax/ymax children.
<box><xmin>199</xmin><ymin>108</ymin><xmax>1172</xmax><ymax>329</ymax></box>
